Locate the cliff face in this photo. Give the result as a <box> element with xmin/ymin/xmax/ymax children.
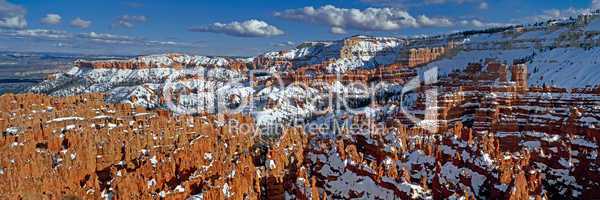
<box><xmin>396</xmin><ymin>42</ymin><xmax>456</xmax><ymax>68</ymax></box>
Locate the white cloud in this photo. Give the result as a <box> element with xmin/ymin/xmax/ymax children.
<box><xmin>77</xmin><ymin>32</ymin><xmax>137</xmax><ymax>44</ymax></box>
<box><xmin>41</xmin><ymin>14</ymin><xmax>62</xmax><ymax>25</ymax></box>
<box><xmin>114</xmin><ymin>15</ymin><xmax>147</xmax><ymax>28</ymax></box>
<box><xmin>77</xmin><ymin>32</ymin><xmax>191</xmax><ymax>46</ymax></box>
<box><xmin>0</xmin><ymin>0</ymin><xmax>27</xmax><ymax>29</ymax></box>
<box><xmin>70</xmin><ymin>17</ymin><xmax>91</xmax><ymax>29</ymax></box>
<box><xmin>0</xmin><ymin>29</ymin><xmax>69</xmax><ymax>39</ymax></box>
<box><xmin>478</xmin><ymin>2</ymin><xmax>488</xmax><ymax>10</ymax></box>
<box><xmin>417</xmin><ymin>15</ymin><xmax>453</xmax><ymax>27</ymax></box>
<box><xmin>0</xmin><ymin>15</ymin><xmax>26</xmax><ymax>29</ymax></box>
<box><xmin>274</xmin><ymin>5</ymin><xmax>455</xmax><ymax>32</ymax></box>
<box><xmin>146</xmin><ymin>40</ymin><xmax>189</xmax><ymax>46</ymax></box>
<box><xmin>14</xmin><ymin>29</ymin><xmax>69</xmax><ymax>38</ymax></box>
<box><xmin>189</xmin><ymin>19</ymin><xmax>284</xmax><ymax>37</ymax></box>
<box><xmin>330</xmin><ymin>27</ymin><xmax>347</xmax><ymax>34</ymax></box>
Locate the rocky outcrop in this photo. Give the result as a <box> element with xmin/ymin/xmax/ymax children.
<box><xmin>397</xmin><ymin>42</ymin><xmax>456</xmax><ymax>68</ymax></box>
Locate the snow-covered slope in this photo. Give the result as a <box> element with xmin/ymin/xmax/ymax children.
<box><xmin>263</xmin><ymin>36</ymin><xmax>408</xmax><ymax>72</ymax></box>
<box><xmin>424</xmin><ymin>14</ymin><xmax>600</xmax><ymax>88</ymax></box>
<box><xmin>29</xmin><ymin>66</ymin><xmax>251</xmax><ymax>112</ymax></box>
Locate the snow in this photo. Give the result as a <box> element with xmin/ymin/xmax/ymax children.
<box><xmin>101</xmin><ymin>189</ymin><xmax>113</xmax><ymax>200</ymax></box>
<box><xmin>147</xmin><ymin>178</ymin><xmax>156</xmax><ymax>188</ymax></box>
<box><xmin>31</xmin><ymin>65</ymin><xmax>245</xmax><ymax>113</ymax></box>
<box><xmin>426</xmin><ymin>48</ymin><xmax>535</xmax><ymax>76</ymax></box>
<box><xmin>222</xmin><ymin>183</ymin><xmax>234</xmax><ymax>198</ymax></box>
<box><xmin>406</xmin><ymin>150</ymin><xmax>435</xmax><ymax>166</ymax></box>
<box><xmin>558</xmin><ymin>157</ymin><xmax>573</xmax><ymax>168</ymax></box>
<box><xmin>46</xmin><ymin>116</ymin><xmax>85</xmax><ymax>123</ymax></box>
<box><xmin>263</xmin><ymin>36</ymin><xmax>407</xmax><ymax>73</ymax></box>
<box><xmin>520</xmin><ymin>141</ymin><xmax>542</xmax><ymax>150</ymax></box>
<box><xmin>440</xmin><ymin>162</ymin><xmax>460</xmax><ymax>184</ymax></box>
<box><xmin>527</xmin><ymin>47</ymin><xmax>600</xmax><ymax>88</ymax></box>
<box><xmin>203</xmin><ymin>153</ymin><xmax>213</xmax><ymax>161</ymax></box>
<box><xmin>64</xmin><ymin>124</ymin><xmax>77</xmax><ymax>131</ymax></box>
<box><xmin>495</xmin><ymin>184</ymin><xmax>508</xmax><ymax>192</ymax></box>
<box><xmin>150</xmin><ymin>156</ymin><xmax>158</xmax><ymax>167</ymax></box>
<box><xmin>326</xmin><ymin>170</ymin><xmax>397</xmax><ymax>199</ymax></box>
<box><xmin>4</xmin><ymin>127</ymin><xmax>20</xmax><ymax>135</ymax></box>
<box><xmin>571</xmin><ymin>137</ymin><xmax>598</xmax><ymax>148</ymax></box>
<box><xmin>418</xmin><ymin>16</ymin><xmax>600</xmax><ymax>89</ymax></box>
<box><xmin>470</xmin><ymin>171</ymin><xmax>487</xmax><ymax>196</ymax></box>
<box><xmin>174</xmin><ymin>185</ymin><xmax>185</xmax><ymax>193</ymax></box>
<box><xmin>381</xmin><ymin>177</ymin><xmax>429</xmax><ymax>199</ymax></box>
<box><xmin>267</xmin><ymin>159</ymin><xmax>276</xmax><ymax>170</ymax></box>
<box><xmin>188</xmin><ymin>193</ymin><xmax>204</xmax><ymax>200</ymax></box>
<box><xmin>585</xmin><ymin>16</ymin><xmax>600</xmax><ymax>31</ymax></box>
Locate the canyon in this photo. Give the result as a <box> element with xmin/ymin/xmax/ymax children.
<box><xmin>2</xmin><ymin>10</ymin><xmax>600</xmax><ymax>200</ymax></box>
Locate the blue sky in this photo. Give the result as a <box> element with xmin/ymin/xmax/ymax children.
<box><xmin>0</xmin><ymin>0</ymin><xmax>596</xmax><ymax>56</ymax></box>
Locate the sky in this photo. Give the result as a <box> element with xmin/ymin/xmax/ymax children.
<box><xmin>0</xmin><ymin>0</ymin><xmax>597</xmax><ymax>56</ymax></box>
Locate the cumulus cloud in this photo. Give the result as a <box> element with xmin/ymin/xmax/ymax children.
<box><xmin>189</xmin><ymin>19</ymin><xmax>284</xmax><ymax>37</ymax></box>
<box><xmin>274</xmin><ymin>5</ymin><xmax>454</xmax><ymax>33</ymax></box>
<box><xmin>0</xmin><ymin>0</ymin><xmax>27</xmax><ymax>29</ymax></box>
<box><xmin>114</xmin><ymin>15</ymin><xmax>147</xmax><ymax>28</ymax></box>
<box><xmin>41</xmin><ymin>14</ymin><xmax>61</xmax><ymax>25</ymax></box>
<box><xmin>70</xmin><ymin>17</ymin><xmax>91</xmax><ymax>29</ymax></box>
